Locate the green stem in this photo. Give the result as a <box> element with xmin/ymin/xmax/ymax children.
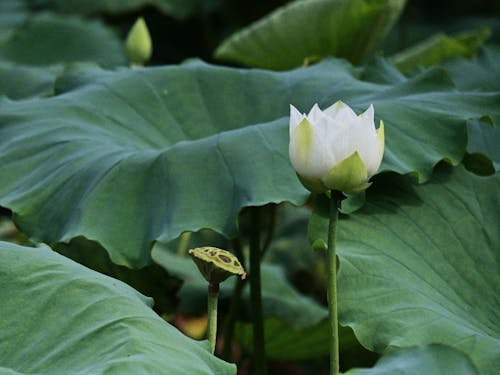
<box><xmin>221</xmin><ymin>239</ymin><xmax>246</xmax><ymax>360</ymax></box>
<box><xmin>207</xmin><ymin>283</ymin><xmax>219</xmax><ymax>355</ymax></box>
<box><xmin>260</xmin><ymin>204</ymin><xmax>277</xmax><ymax>259</ymax></box>
<box><xmin>250</xmin><ymin>208</ymin><xmax>267</xmax><ymax>375</ymax></box>
<box><xmin>327</xmin><ymin>191</ymin><xmax>341</xmax><ymax>375</ymax></box>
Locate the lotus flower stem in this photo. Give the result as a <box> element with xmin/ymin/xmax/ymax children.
<box><xmin>207</xmin><ymin>283</ymin><xmax>219</xmax><ymax>355</ymax></box>
<box><xmin>327</xmin><ymin>190</ymin><xmax>341</xmax><ymax>375</ymax></box>
<box><xmin>250</xmin><ymin>207</ymin><xmax>267</xmax><ymax>375</ymax></box>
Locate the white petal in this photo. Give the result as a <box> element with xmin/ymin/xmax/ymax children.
<box><xmin>289</xmin><ymin>104</ymin><xmax>305</xmax><ymax>137</ymax></box>
<box><xmin>324</xmin><ymin>100</ymin><xmax>358</xmax><ymax>124</ymax></box>
<box><xmin>358</xmin><ymin>104</ymin><xmax>375</xmax><ymax>131</ymax></box>
<box><xmin>307</xmin><ymin>103</ymin><xmax>324</xmax><ymax>125</ymax></box>
<box><xmin>327</xmin><ymin>120</ymin><xmax>356</xmax><ymax>165</ymax></box>
<box><xmin>289</xmin><ymin>104</ymin><xmax>304</xmax><ymax>126</ymax></box>
<box><xmin>289</xmin><ymin>117</ymin><xmax>335</xmax><ymax>179</ymax></box>
<box><xmin>360</xmin><ymin>120</ymin><xmax>384</xmax><ymax>177</ymax></box>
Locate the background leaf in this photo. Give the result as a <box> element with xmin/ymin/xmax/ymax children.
<box><xmin>235</xmin><ymin>317</ymin><xmax>330</xmax><ymax>360</ymax></box>
<box><xmin>152</xmin><ymin>245</ymin><xmax>327</xmax><ymax>326</ymax></box>
<box><xmin>0</xmin><ymin>12</ymin><xmax>126</xmax><ymax>67</ymax></box>
<box><xmin>390</xmin><ymin>28</ymin><xmax>490</xmax><ymax>73</ymax></box>
<box><xmin>0</xmin><ymin>241</ymin><xmax>235</xmax><ymax>375</ymax></box>
<box><xmin>214</xmin><ymin>0</ymin><xmax>406</xmax><ymax>70</ymax></box>
<box><xmin>443</xmin><ymin>45</ymin><xmax>500</xmax><ymax>91</ymax></box>
<box><xmin>464</xmin><ymin>120</ymin><xmax>500</xmax><ymax>174</ymax></box>
<box><xmin>337</xmin><ymin>165</ymin><xmax>500</xmax><ymax>375</ymax></box>
<box><xmin>345</xmin><ymin>344</ymin><xmax>477</xmax><ymax>375</ymax></box>
<box><xmin>0</xmin><ymin>0</ymin><xmax>28</xmax><ymax>44</ymax></box>
<box><xmin>0</xmin><ymin>62</ymin><xmax>62</xmax><ymax>99</ymax></box>
<box><xmin>0</xmin><ymin>58</ymin><xmax>498</xmax><ymax>267</ymax></box>
<box><xmin>39</xmin><ymin>0</ymin><xmax>219</xmax><ymax>20</ymax></box>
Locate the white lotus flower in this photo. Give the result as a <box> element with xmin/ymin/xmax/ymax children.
<box><xmin>289</xmin><ymin>101</ymin><xmax>384</xmax><ymax>194</ymax></box>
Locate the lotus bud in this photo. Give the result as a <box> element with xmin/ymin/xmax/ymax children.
<box><xmin>125</xmin><ymin>17</ymin><xmax>152</xmax><ymax>66</ymax></box>
<box><xmin>289</xmin><ymin>101</ymin><xmax>384</xmax><ymax>195</ymax></box>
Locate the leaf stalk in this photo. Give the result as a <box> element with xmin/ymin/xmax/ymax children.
<box><xmin>327</xmin><ymin>190</ymin><xmax>341</xmax><ymax>375</ymax></box>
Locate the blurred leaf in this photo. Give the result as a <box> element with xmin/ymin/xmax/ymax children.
<box><xmin>464</xmin><ymin>120</ymin><xmax>500</xmax><ymax>174</ymax></box>
<box><xmin>337</xmin><ymin>165</ymin><xmax>500</xmax><ymax>375</ymax></box>
<box><xmin>42</xmin><ymin>0</ymin><xmax>220</xmax><ymax>20</ymax></box>
<box><xmin>214</xmin><ymin>0</ymin><xmax>406</xmax><ymax>70</ymax></box>
<box><xmin>0</xmin><ymin>12</ymin><xmax>126</xmax><ymax>67</ymax></box>
<box><xmin>0</xmin><ymin>61</ymin><xmax>62</xmax><ymax>99</ymax></box>
<box><xmin>345</xmin><ymin>345</ymin><xmax>477</xmax><ymax>375</ymax></box>
<box><xmin>391</xmin><ymin>28</ymin><xmax>490</xmax><ymax>73</ymax></box>
<box><xmin>0</xmin><ymin>59</ymin><xmax>498</xmax><ymax>267</ymax></box>
<box><xmin>0</xmin><ymin>241</ymin><xmax>235</xmax><ymax>374</ymax></box>
<box><xmin>235</xmin><ymin>317</ymin><xmax>330</xmax><ymax>360</ymax></box>
<box><xmin>255</xmin><ymin>263</ymin><xmax>327</xmax><ymax>326</ymax></box>
<box><xmin>153</xmin><ymin>245</ymin><xmax>328</xmax><ymax>326</ymax></box>
<box><xmin>443</xmin><ymin>45</ymin><xmax>500</xmax><ymax>91</ymax></box>
<box><xmin>0</xmin><ymin>0</ymin><xmax>29</xmax><ymax>44</ymax></box>
<box><xmin>235</xmin><ymin>317</ymin><xmax>379</xmax><ymax>362</ymax></box>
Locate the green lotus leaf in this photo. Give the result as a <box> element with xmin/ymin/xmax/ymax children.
<box><xmin>0</xmin><ymin>58</ymin><xmax>498</xmax><ymax>267</ymax></box>
<box><xmin>391</xmin><ymin>28</ymin><xmax>490</xmax><ymax>73</ymax></box>
<box><xmin>0</xmin><ymin>12</ymin><xmax>126</xmax><ymax>67</ymax></box>
<box><xmin>41</xmin><ymin>0</ymin><xmax>219</xmax><ymax>20</ymax></box>
<box><xmin>235</xmin><ymin>317</ymin><xmax>330</xmax><ymax>360</ymax></box>
<box><xmin>465</xmin><ymin>119</ymin><xmax>500</xmax><ymax>174</ymax></box>
<box><xmin>337</xmin><ymin>165</ymin><xmax>500</xmax><ymax>375</ymax></box>
<box><xmin>234</xmin><ymin>317</ymin><xmax>379</xmax><ymax>363</ymax></box>
<box><xmin>443</xmin><ymin>45</ymin><xmax>500</xmax><ymax>92</ymax></box>
<box><xmin>214</xmin><ymin>0</ymin><xmax>406</xmax><ymax>70</ymax></box>
<box><xmin>0</xmin><ymin>61</ymin><xmax>63</xmax><ymax>99</ymax></box>
<box><xmin>345</xmin><ymin>344</ymin><xmax>477</xmax><ymax>375</ymax></box>
<box><xmin>0</xmin><ymin>241</ymin><xmax>235</xmax><ymax>375</ymax></box>
<box><xmin>153</xmin><ymin>245</ymin><xmax>328</xmax><ymax>327</ymax></box>
<box><xmin>0</xmin><ymin>0</ymin><xmax>29</xmax><ymax>44</ymax></box>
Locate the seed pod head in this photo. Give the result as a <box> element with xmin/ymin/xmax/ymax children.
<box><xmin>189</xmin><ymin>247</ymin><xmax>246</xmax><ymax>285</ymax></box>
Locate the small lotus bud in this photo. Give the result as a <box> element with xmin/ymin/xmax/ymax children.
<box><xmin>189</xmin><ymin>247</ymin><xmax>246</xmax><ymax>285</ymax></box>
<box><xmin>125</xmin><ymin>17</ymin><xmax>152</xmax><ymax>66</ymax></box>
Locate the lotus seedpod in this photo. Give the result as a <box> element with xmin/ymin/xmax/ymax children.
<box><xmin>189</xmin><ymin>247</ymin><xmax>246</xmax><ymax>285</ymax></box>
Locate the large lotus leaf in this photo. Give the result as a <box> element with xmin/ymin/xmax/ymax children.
<box><xmin>345</xmin><ymin>345</ymin><xmax>477</xmax><ymax>375</ymax></box>
<box><xmin>54</xmin><ymin>236</ymin><xmax>180</xmax><ymax>314</ymax></box>
<box><xmin>337</xmin><ymin>165</ymin><xmax>500</xmax><ymax>375</ymax></box>
<box><xmin>0</xmin><ymin>241</ymin><xmax>235</xmax><ymax>374</ymax></box>
<box><xmin>41</xmin><ymin>0</ymin><xmax>218</xmax><ymax>19</ymax></box>
<box><xmin>0</xmin><ymin>59</ymin><xmax>498</xmax><ymax>267</ymax></box>
<box><xmin>0</xmin><ymin>61</ymin><xmax>63</xmax><ymax>99</ymax></box>
<box><xmin>390</xmin><ymin>28</ymin><xmax>490</xmax><ymax>73</ymax></box>
<box><xmin>214</xmin><ymin>0</ymin><xmax>406</xmax><ymax>70</ymax></box>
<box><xmin>0</xmin><ymin>12</ymin><xmax>126</xmax><ymax>67</ymax></box>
